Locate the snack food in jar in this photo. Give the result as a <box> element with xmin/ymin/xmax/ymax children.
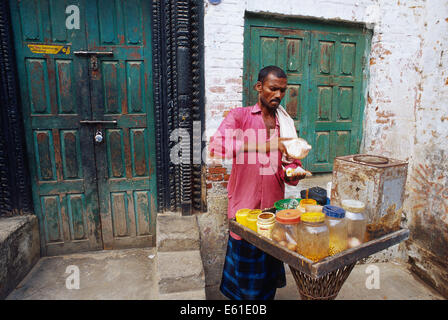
<box><xmin>271</xmin><ymin>209</ymin><xmax>301</xmax><ymax>252</ymax></box>
<box><xmin>297</xmin><ymin>212</ymin><xmax>329</xmax><ymax>262</ymax></box>
<box><xmin>341</xmin><ymin>200</ymin><xmax>366</xmax><ymax>248</ymax></box>
<box><xmin>257</xmin><ymin>212</ymin><xmax>276</xmax><ymax>239</ymax></box>
<box><xmin>323</xmin><ymin>205</ymin><xmax>348</xmax><ymax>255</ymax></box>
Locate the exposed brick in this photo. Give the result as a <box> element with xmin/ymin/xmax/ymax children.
<box><xmin>220</xmin><ymin>182</ymin><xmax>228</xmax><ymax>188</ymax></box>
<box><xmin>209</xmin><ymin>86</ymin><xmax>225</xmax><ymax>93</ymax></box>
<box><xmin>206</xmin><ymin>183</ymin><xmax>213</xmax><ymax>189</ymax></box>
<box><xmin>207</xmin><ymin>174</ymin><xmax>223</xmax><ymax>182</ymax></box>
<box><xmin>223</xmin><ymin>174</ymin><xmax>230</xmax><ymax>181</ymax></box>
<box><xmin>225</xmin><ymin>78</ymin><xmax>243</xmax><ymax>85</ymax></box>
<box><xmin>208</xmin><ymin>167</ymin><xmax>226</xmax><ymax>174</ymax></box>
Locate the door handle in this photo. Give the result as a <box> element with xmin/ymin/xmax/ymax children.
<box><xmin>74</xmin><ymin>50</ymin><xmax>114</xmax><ymax>57</ymax></box>
<box><xmin>80</xmin><ymin>120</ymin><xmax>117</xmax><ymax>125</ymax></box>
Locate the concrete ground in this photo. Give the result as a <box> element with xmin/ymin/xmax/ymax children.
<box><xmin>7</xmin><ymin>246</ymin><xmax>444</xmax><ymax>300</ymax></box>
<box><xmin>276</xmin><ymin>261</ymin><xmax>444</xmax><ymax>300</ymax></box>
<box><xmin>6</xmin><ymin>248</ymin><xmax>158</xmax><ymax>300</ymax></box>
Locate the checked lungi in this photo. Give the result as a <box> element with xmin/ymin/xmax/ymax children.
<box><xmin>220</xmin><ymin>236</ymin><xmax>286</xmax><ymax>300</ymax></box>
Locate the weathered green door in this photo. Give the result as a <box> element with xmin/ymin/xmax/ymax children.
<box><xmin>10</xmin><ymin>0</ymin><xmax>156</xmax><ymax>255</ymax></box>
<box><xmin>85</xmin><ymin>0</ymin><xmax>157</xmax><ymax>249</ymax></box>
<box><xmin>244</xmin><ymin>16</ymin><xmax>370</xmax><ymax>172</ymax></box>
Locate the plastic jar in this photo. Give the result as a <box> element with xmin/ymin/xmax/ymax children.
<box><xmin>299</xmin><ymin>199</ymin><xmax>317</xmax><ymax>207</ymax></box>
<box><xmin>323</xmin><ymin>205</ymin><xmax>348</xmax><ymax>255</ymax></box>
<box><xmin>303</xmin><ymin>204</ymin><xmax>323</xmax><ymax>213</ymax></box>
<box><xmin>271</xmin><ymin>209</ymin><xmax>301</xmax><ymax>251</ymax></box>
<box><xmin>257</xmin><ymin>212</ymin><xmax>276</xmax><ymax>239</ymax></box>
<box><xmin>341</xmin><ymin>200</ymin><xmax>366</xmax><ymax>248</ymax></box>
<box><xmin>246</xmin><ymin>209</ymin><xmax>262</xmax><ymax>232</ymax></box>
<box><xmin>235</xmin><ymin>208</ymin><xmax>251</xmax><ymax>227</ymax></box>
<box><xmin>297</xmin><ymin>212</ymin><xmax>329</xmax><ymax>262</ymax></box>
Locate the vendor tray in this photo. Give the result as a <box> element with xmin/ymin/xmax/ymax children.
<box><xmin>229</xmin><ymin>218</ymin><xmax>409</xmax><ymax>279</ymax></box>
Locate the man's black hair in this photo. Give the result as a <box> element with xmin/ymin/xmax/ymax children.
<box><xmin>257</xmin><ymin>65</ymin><xmax>287</xmax><ymax>83</ymax></box>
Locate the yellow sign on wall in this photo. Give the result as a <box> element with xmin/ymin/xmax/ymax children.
<box><xmin>27</xmin><ymin>44</ymin><xmax>71</xmax><ymax>55</ymax></box>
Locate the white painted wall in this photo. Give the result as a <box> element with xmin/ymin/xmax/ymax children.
<box><xmin>203</xmin><ymin>0</ymin><xmax>448</xmax><ymax>296</ymax></box>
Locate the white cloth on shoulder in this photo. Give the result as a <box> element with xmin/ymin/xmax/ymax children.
<box><xmin>276</xmin><ymin>105</ymin><xmax>312</xmax><ymax>164</ymax></box>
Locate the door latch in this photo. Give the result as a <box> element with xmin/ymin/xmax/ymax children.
<box><xmin>90</xmin><ymin>55</ymin><xmax>98</xmax><ymax>71</ymax></box>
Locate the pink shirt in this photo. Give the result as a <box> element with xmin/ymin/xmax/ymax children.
<box><xmin>209</xmin><ymin>103</ymin><xmax>302</xmax><ymax>240</ymax></box>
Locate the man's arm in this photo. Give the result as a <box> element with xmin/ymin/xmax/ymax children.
<box><xmin>241</xmin><ymin>136</ymin><xmax>292</xmax><ymax>154</ymax></box>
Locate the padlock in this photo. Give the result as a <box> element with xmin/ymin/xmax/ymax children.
<box><xmin>95</xmin><ymin>130</ymin><xmax>103</xmax><ymax>143</ymax></box>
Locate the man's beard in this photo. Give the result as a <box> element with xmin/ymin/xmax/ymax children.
<box><xmin>260</xmin><ymin>96</ymin><xmax>279</xmax><ymax>111</ymax></box>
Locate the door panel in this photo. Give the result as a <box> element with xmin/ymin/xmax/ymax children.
<box><xmin>307</xmin><ymin>32</ymin><xmax>365</xmax><ymax>172</ymax></box>
<box><xmin>248</xmin><ymin>27</ymin><xmax>310</xmax><ymax>139</ymax></box>
<box><xmin>10</xmin><ymin>0</ymin><xmax>102</xmax><ymax>255</ymax></box>
<box><xmin>10</xmin><ymin>0</ymin><xmax>157</xmax><ymax>254</ymax></box>
<box><xmin>85</xmin><ymin>0</ymin><xmax>156</xmax><ymax>249</ymax></box>
<box><xmin>244</xmin><ymin>20</ymin><xmax>368</xmax><ymax>172</ymax></box>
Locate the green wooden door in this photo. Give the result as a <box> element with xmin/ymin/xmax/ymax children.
<box><xmin>244</xmin><ymin>16</ymin><xmax>370</xmax><ymax>172</ymax></box>
<box><xmin>9</xmin><ymin>0</ymin><xmax>156</xmax><ymax>255</ymax></box>
<box><xmin>85</xmin><ymin>0</ymin><xmax>157</xmax><ymax>249</ymax></box>
<box><xmin>307</xmin><ymin>32</ymin><xmax>366</xmax><ymax>172</ymax></box>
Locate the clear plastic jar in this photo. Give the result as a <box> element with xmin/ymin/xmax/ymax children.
<box><xmin>297</xmin><ymin>212</ymin><xmax>329</xmax><ymax>262</ymax></box>
<box><xmin>257</xmin><ymin>212</ymin><xmax>276</xmax><ymax>239</ymax></box>
<box><xmin>323</xmin><ymin>205</ymin><xmax>348</xmax><ymax>255</ymax></box>
<box><xmin>341</xmin><ymin>200</ymin><xmax>366</xmax><ymax>248</ymax></box>
<box><xmin>271</xmin><ymin>209</ymin><xmax>301</xmax><ymax>252</ymax></box>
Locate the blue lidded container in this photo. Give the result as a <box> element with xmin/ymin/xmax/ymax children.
<box><xmin>323</xmin><ymin>205</ymin><xmax>346</xmax><ymax>219</ymax></box>
<box><xmin>323</xmin><ymin>205</ymin><xmax>348</xmax><ymax>255</ymax></box>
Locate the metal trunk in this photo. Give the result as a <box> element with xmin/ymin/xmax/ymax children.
<box><xmin>331</xmin><ymin>154</ymin><xmax>408</xmax><ymax>241</ymax></box>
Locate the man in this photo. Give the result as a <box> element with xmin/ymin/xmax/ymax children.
<box><xmin>209</xmin><ymin>66</ymin><xmax>307</xmax><ymax>300</ymax></box>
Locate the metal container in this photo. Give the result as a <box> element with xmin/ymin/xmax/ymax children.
<box><xmin>331</xmin><ymin>154</ymin><xmax>408</xmax><ymax>241</ymax></box>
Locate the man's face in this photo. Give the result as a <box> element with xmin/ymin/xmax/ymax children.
<box><xmin>256</xmin><ymin>73</ymin><xmax>287</xmax><ymax>111</ymax></box>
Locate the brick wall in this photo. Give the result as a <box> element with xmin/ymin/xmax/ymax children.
<box><xmin>206</xmin><ymin>164</ymin><xmax>230</xmax><ymax>191</ymax></box>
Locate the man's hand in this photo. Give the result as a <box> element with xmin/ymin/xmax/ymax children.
<box><xmin>284</xmin><ymin>171</ymin><xmax>307</xmax><ymax>183</ymax></box>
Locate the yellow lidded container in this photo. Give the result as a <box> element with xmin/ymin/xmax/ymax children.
<box><xmin>297</xmin><ymin>212</ymin><xmax>329</xmax><ymax>262</ymax></box>
<box><xmin>300</xmin><ymin>211</ymin><xmax>325</xmax><ymax>223</ymax></box>
<box><xmin>299</xmin><ymin>199</ymin><xmax>317</xmax><ymax>208</ymax></box>
<box><xmin>235</xmin><ymin>208</ymin><xmax>251</xmax><ymax>227</ymax></box>
<box><xmin>246</xmin><ymin>209</ymin><xmax>262</xmax><ymax>232</ymax></box>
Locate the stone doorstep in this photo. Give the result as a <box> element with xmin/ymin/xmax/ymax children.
<box><xmin>156</xmin><ymin>214</ymin><xmax>200</xmax><ymax>252</ymax></box>
<box><xmin>156</xmin><ymin>213</ymin><xmax>206</xmax><ymax>299</ymax></box>
<box><xmin>0</xmin><ymin>215</ymin><xmax>40</xmax><ymax>300</ymax></box>
<box><xmin>157</xmin><ymin>250</ymin><xmax>206</xmax><ymax>295</ymax></box>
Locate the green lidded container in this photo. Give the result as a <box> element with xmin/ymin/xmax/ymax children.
<box><xmin>274</xmin><ymin>198</ymin><xmax>302</xmax><ymax>211</ymax></box>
